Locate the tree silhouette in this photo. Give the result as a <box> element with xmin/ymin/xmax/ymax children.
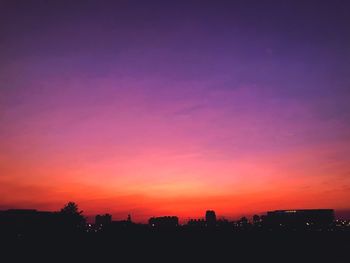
<box><xmin>59</xmin><ymin>202</ymin><xmax>86</xmax><ymax>232</ymax></box>
<box><xmin>60</xmin><ymin>202</ymin><xmax>83</xmax><ymax>215</ymax></box>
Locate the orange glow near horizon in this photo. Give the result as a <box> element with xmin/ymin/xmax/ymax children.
<box><xmin>2</xmin><ymin>127</ymin><xmax>350</xmax><ymax>222</ymax></box>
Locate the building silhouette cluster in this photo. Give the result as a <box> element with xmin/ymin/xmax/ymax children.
<box><xmin>0</xmin><ymin>204</ymin><xmax>349</xmax><ymax>239</ymax></box>
<box><xmin>88</xmin><ymin>208</ymin><xmax>345</xmax><ymax>233</ymax></box>
<box><xmin>1</xmin><ymin>204</ymin><xmax>350</xmax><ymax>263</ymax></box>
<box><xmin>148</xmin><ymin>216</ymin><xmax>179</xmax><ymax>228</ymax></box>
<box><xmin>264</xmin><ymin>209</ymin><xmax>335</xmax><ymax>230</ymax></box>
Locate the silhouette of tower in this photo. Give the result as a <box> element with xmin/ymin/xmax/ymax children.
<box><xmin>205</xmin><ymin>210</ymin><xmax>216</xmax><ymax>227</ymax></box>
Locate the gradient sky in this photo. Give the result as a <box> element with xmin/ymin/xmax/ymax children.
<box><xmin>1</xmin><ymin>0</ymin><xmax>350</xmax><ymax>222</ymax></box>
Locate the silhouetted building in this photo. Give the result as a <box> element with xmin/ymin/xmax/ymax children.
<box><xmin>253</xmin><ymin>215</ymin><xmax>261</xmax><ymax>224</ymax></box>
<box><xmin>187</xmin><ymin>219</ymin><xmax>206</xmax><ymax>228</ymax></box>
<box><xmin>149</xmin><ymin>216</ymin><xmax>179</xmax><ymax>228</ymax></box>
<box><xmin>0</xmin><ymin>209</ymin><xmax>61</xmax><ymax>236</ymax></box>
<box><xmin>111</xmin><ymin>215</ymin><xmax>134</xmax><ymax>228</ymax></box>
<box><xmin>205</xmin><ymin>210</ymin><xmax>216</xmax><ymax>227</ymax></box>
<box><xmin>265</xmin><ymin>209</ymin><xmax>334</xmax><ymax>230</ymax></box>
<box><xmin>95</xmin><ymin>214</ymin><xmax>112</xmax><ymax>226</ymax></box>
<box><xmin>234</xmin><ymin>216</ymin><xmax>251</xmax><ymax>230</ymax></box>
<box><xmin>96</xmin><ymin>214</ymin><xmax>135</xmax><ymax>233</ymax></box>
<box><xmin>216</xmin><ymin>218</ymin><xmax>234</xmax><ymax>229</ymax></box>
<box><xmin>252</xmin><ymin>214</ymin><xmax>263</xmax><ymax>229</ymax></box>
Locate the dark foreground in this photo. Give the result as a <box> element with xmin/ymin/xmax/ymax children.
<box><xmin>1</xmin><ymin>230</ymin><xmax>350</xmax><ymax>263</ymax></box>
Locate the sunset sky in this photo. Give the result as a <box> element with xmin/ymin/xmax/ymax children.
<box><xmin>1</xmin><ymin>0</ymin><xmax>350</xmax><ymax>222</ymax></box>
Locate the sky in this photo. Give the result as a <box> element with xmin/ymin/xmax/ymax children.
<box><xmin>1</xmin><ymin>0</ymin><xmax>350</xmax><ymax>222</ymax></box>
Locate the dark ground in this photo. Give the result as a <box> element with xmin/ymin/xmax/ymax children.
<box><xmin>1</xmin><ymin>230</ymin><xmax>350</xmax><ymax>262</ymax></box>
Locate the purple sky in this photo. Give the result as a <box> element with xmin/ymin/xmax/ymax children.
<box><xmin>1</xmin><ymin>0</ymin><xmax>350</xmax><ymax>221</ymax></box>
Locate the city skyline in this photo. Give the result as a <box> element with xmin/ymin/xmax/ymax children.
<box><xmin>1</xmin><ymin>1</ymin><xmax>350</xmax><ymax>222</ymax></box>
<box><xmin>2</xmin><ymin>204</ymin><xmax>348</xmax><ymax>224</ymax></box>
<box><xmin>0</xmin><ymin>205</ymin><xmax>340</xmax><ymax>225</ymax></box>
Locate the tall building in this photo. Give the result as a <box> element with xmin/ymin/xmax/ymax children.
<box><xmin>205</xmin><ymin>210</ymin><xmax>217</xmax><ymax>227</ymax></box>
